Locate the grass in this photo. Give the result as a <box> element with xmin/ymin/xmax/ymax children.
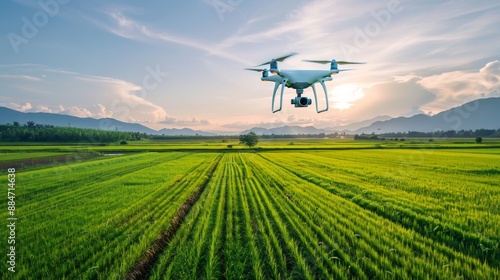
<box><xmin>0</xmin><ymin>152</ymin><xmax>69</xmax><ymax>162</ymax></box>
<box><xmin>0</xmin><ymin>139</ymin><xmax>498</xmax><ymax>279</ymax></box>
<box><xmin>1</xmin><ymin>138</ymin><xmax>500</xmax><ymax>153</ymax></box>
<box><xmin>149</xmin><ymin>150</ymin><xmax>499</xmax><ymax>279</ymax></box>
<box><xmin>1</xmin><ymin>152</ymin><xmax>220</xmax><ymax>279</ymax></box>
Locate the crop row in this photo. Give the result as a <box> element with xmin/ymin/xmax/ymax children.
<box><xmin>260</xmin><ymin>149</ymin><xmax>500</xmax><ymax>268</ymax></box>
<box><xmin>1</xmin><ymin>152</ymin><xmax>219</xmax><ymax>279</ymax></box>
<box><xmin>149</xmin><ymin>153</ymin><xmax>498</xmax><ymax>279</ymax></box>
<box><xmin>0</xmin><ymin>152</ymin><xmax>68</xmax><ymax>162</ymax></box>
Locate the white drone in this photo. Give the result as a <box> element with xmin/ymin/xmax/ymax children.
<box><xmin>246</xmin><ymin>53</ymin><xmax>364</xmax><ymax>113</ymax></box>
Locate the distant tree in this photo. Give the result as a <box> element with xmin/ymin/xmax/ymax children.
<box><xmin>239</xmin><ymin>132</ymin><xmax>259</xmax><ymax>148</ymax></box>
<box><xmin>120</xmin><ymin>140</ymin><xmax>128</xmax><ymax>145</ymax></box>
<box><xmin>475</xmin><ymin>136</ymin><xmax>483</xmax><ymax>144</ymax></box>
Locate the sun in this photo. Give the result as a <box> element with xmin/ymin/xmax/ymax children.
<box><xmin>330</xmin><ymin>84</ymin><xmax>364</xmax><ymax>110</ymax></box>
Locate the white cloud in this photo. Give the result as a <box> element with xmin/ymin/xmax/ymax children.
<box><xmin>61</xmin><ymin>106</ymin><xmax>94</xmax><ymax>118</ymax></box>
<box><xmin>0</xmin><ymin>64</ymin><xmax>168</xmax><ymax>123</ymax></box>
<box><xmin>480</xmin><ymin>60</ymin><xmax>500</xmax><ymax>90</ymax></box>
<box><xmin>336</xmin><ymin>61</ymin><xmax>500</xmax><ymax>121</ymax></box>
<box><xmin>217</xmin><ymin>0</ymin><xmax>381</xmax><ymax>50</ymax></box>
<box><xmin>418</xmin><ymin>60</ymin><xmax>500</xmax><ymax>112</ymax></box>
<box><xmin>8</xmin><ymin>102</ymin><xmax>33</xmax><ymax>112</ymax></box>
<box><xmin>333</xmin><ymin>78</ymin><xmax>436</xmax><ymax>121</ymax></box>
<box><xmin>36</xmin><ymin>105</ymin><xmax>52</xmax><ymax>112</ymax></box>
<box><xmin>95</xmin><ymin>104</ymin><xmax>114</xmax><ymax>118</ymax></box>
<box><xmin>0</xmin><ymin>74</ymin><xmax>41</xmax><ymax>81</ymax></box>
<box><xmin>87</xmin><ymin>10</ymin><xmax>252</xmax><ymax>64</ymax></box>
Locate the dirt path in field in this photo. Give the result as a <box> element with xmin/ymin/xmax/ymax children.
<box><xmin>125</xmin><ymin>155</ymin><xmax>223</xmax><ymax>280</ymax></box>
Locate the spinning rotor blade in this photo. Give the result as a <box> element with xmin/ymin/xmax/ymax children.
<box><xmin>256</xmin><ymin>52</ymin><xmax>298</xmax><ymax>66</ymax></box>
<box><xmin>245</xmin><ymin>68</ymin><xmax>266</xmax><ymax>72</ymax></box>
<box><xmin>302</xmin><ymin>59</ymin><xmax>331</xmax><ymax>64</ymax></box>
<box><xmin>337</xmin><ymin>61</ymin><xmax>366</xmax><ymax>65</ymax></box>
<box><xmin>303</xmin><ymin>59</ymin><xmax>366</xmax><ymax>65</ymax></box>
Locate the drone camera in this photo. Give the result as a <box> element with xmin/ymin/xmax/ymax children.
<box><xmin>291</xmin><ymin>96</ymin><xmax>312</xmax><ymax>107</ymax></box>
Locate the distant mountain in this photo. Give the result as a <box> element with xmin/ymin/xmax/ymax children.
<box><xmin>0</xmin><ymin>107</ymin><xmax>157</xmax><ymax>134</ymax></box>
<box><xmin>355</xmin><ymin>97</ymin><xmax>500</xmax><ymax>134</ymax></box>
<box><xmin>324</xmin><ymin>115</ymin><xmax>392</xmax><ymax>132</ymax></box>
<box><xmin>240</xmin><ymin>125</ymin><xmax>330</xmax><ymax>135</ymax></box>
<box><xmin>0</xmin><ymin>107</ymin><xmax>214</xmax><ymax>136</ymax></box>
<box><xmin>3</xmin><ymin>97</ymin><xmax>498</xmax><ymax>137</ymax></box>
<box><xmin>208</xmin><ymin>130</ymin><xmax>240</xmax><ymax>136</ymax></box>
<box><xmin>241</xmin><ymin>97</ymin><xmax>500</xmax><ymax>135</ymax></box>
<box><xmin>157</xmin><ymin>128</ymin><xmax>215</xmax><ymax>136</ymax></box>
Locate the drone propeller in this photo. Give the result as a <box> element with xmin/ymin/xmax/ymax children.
<box><xmin>245</xmin><ymin>68</ymin><xmax>266</xmax><ymax>72</ymax></box>
<box><xmin>256</xmin><ymin>52</ymin><xmax>298</xmax><ymax>66</ymax></box>
<box><xmin>303</xmin><ymin>59</ymin><xmax>366</xmax><ymax>65</ymax></box>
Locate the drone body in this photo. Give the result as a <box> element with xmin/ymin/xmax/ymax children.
<box><xmin>246</xmin><ymin>53</ymin><xmax>364</xmax><ymax>113</ymax></box>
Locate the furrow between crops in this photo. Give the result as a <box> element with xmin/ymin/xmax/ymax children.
<box><xmin>235</xmin><ymin>153</ymin><xmax>288</xmax><ymax>279</ymax></box>
<box><xmin>125</xmin><ymin>154</ymin><xmax>223</xmax><ymax>280</ymax></box>
<box><xmin>258</xmin><ymin>153</ymin><xmax>500</xmax><ymax>268</ymax></box>
<box><xmin>19</xmin><ymin>153</ymin><xmax>189</xmax><ymax>212</ymax></box>
<box><xmin>252</xmin><ymin>154</ymin><xmax>498</xmax><ymax>278</ymax></box>
<box><xmin>146</xmin><ymin>158</ymin><xmax>224</xmax><ymax>279</ymax></box>
<box><xmin>19</xmin><ymin>153</ymin><xmax>189</xmax><ymax>240</ymax></box>
<box><xmin>245</xmin><ymin>155</ymin><xmax>363</xmax><ymax>279</ymax></box>
<box><xmin>67</xmin><ymin>156</ymin><xmax>218</xmax><ymax>278</ymax></box>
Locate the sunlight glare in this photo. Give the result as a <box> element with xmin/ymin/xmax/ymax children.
<box><xmin>330</xmin><ymin>84</ymin><xmax>364</xmax><ymax>110</ymax></box>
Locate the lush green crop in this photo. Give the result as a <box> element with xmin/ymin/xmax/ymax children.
<box><xmin>1</xmin><ymin>152</ymin><xmax>219</xmax><ymax>279</ymax></box>
<box><xmin>149</xmin><ymin>151</ymin><xmax>499</xmax><ymax>279</ymax></box>
<box><xmin>0</xmin><ymin>152</ymin><xmax>68</xmax><ymax>162</ymax></box>
<box><xmin>1</xmin><ymin>146</ymin><xmax>498</xmax><ymax>279</ymax></box>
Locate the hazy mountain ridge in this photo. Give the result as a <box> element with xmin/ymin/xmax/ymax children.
<box><xmin>157</xmin><ymin>128</ymin><xmax>215</xmax><ymax>136</ymax></box>
<box><xmin>0</xmin><ymin>107</ymin><xmax>214</xmax><ymax>136</ymax></box>
<box><xmin>1</xmin><ymin>97</ymin><xmax>499</xmax><ymax>136</ymax></box>
<box><xmin>354</xmin><ymin>97</ymin><xmax>500</xmax><ymax>134</ymax></box>
<box><xmin>239</xmin><ymin>97</ymin><xmax>500</xmax><ymax>135</ymax></box>
<box><xmin>240</xmin><ymin>125</ymin><xmax>330</xmax><ymax>135</ymax></box>
<box><xmin>325</xmin><ymin>115</ymin><xmax>392</xmax><ymax>132</ymax></box>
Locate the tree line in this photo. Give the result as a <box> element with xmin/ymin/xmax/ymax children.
<box><xmin>354</xmin><ymin>129</ymin><xmax>500</xmax><ymax>140</ymax></box>
<box><xmin>378</xmin><ymin>129</ymin><xmax>500</xmax><ymax>138</ymax></box>
<box><xmin>0</xmin><ymin>122</ymin><xmax>147</xmax><ymax>143</ymax></box>
<box><xmin>1</xmin><ymin>121</ymin><xmax>499</xmax><ymax>143</ymax></box>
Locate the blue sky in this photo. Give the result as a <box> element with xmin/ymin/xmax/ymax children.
<box><xmin>1</xmin><ymin>0</ymin><xmax>499</xmax><ymax>132</ymax></box>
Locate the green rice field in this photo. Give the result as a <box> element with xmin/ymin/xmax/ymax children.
<box><xmin>1</xmin><ymin>141</ymin><xmax>499</xmax><ymax>279</ymax></box>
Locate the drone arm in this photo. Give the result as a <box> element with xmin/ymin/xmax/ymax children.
<box><xmin>272</xmin><ymin>79</ymin><xmax>287</xmax><ymax>113</ymax></box>
<box><xmin>312</xmin><ymin>79</ymin><xmax>329</xmax><ymax>113</ymax></box>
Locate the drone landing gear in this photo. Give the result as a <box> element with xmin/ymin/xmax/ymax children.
<box><xmin>311</xmin><ymin>79</ymin><xmax>329</xmax><ymax>113</ymax></box>
<box><xmin>270</xmin><ymin>79</ymin><xmax>329</xmax><ymax>113</ymax></box>
<box><xmin>271</xmin><ymin>78</ymin><xmax>287</xmax><ymax>113</ymax></box>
